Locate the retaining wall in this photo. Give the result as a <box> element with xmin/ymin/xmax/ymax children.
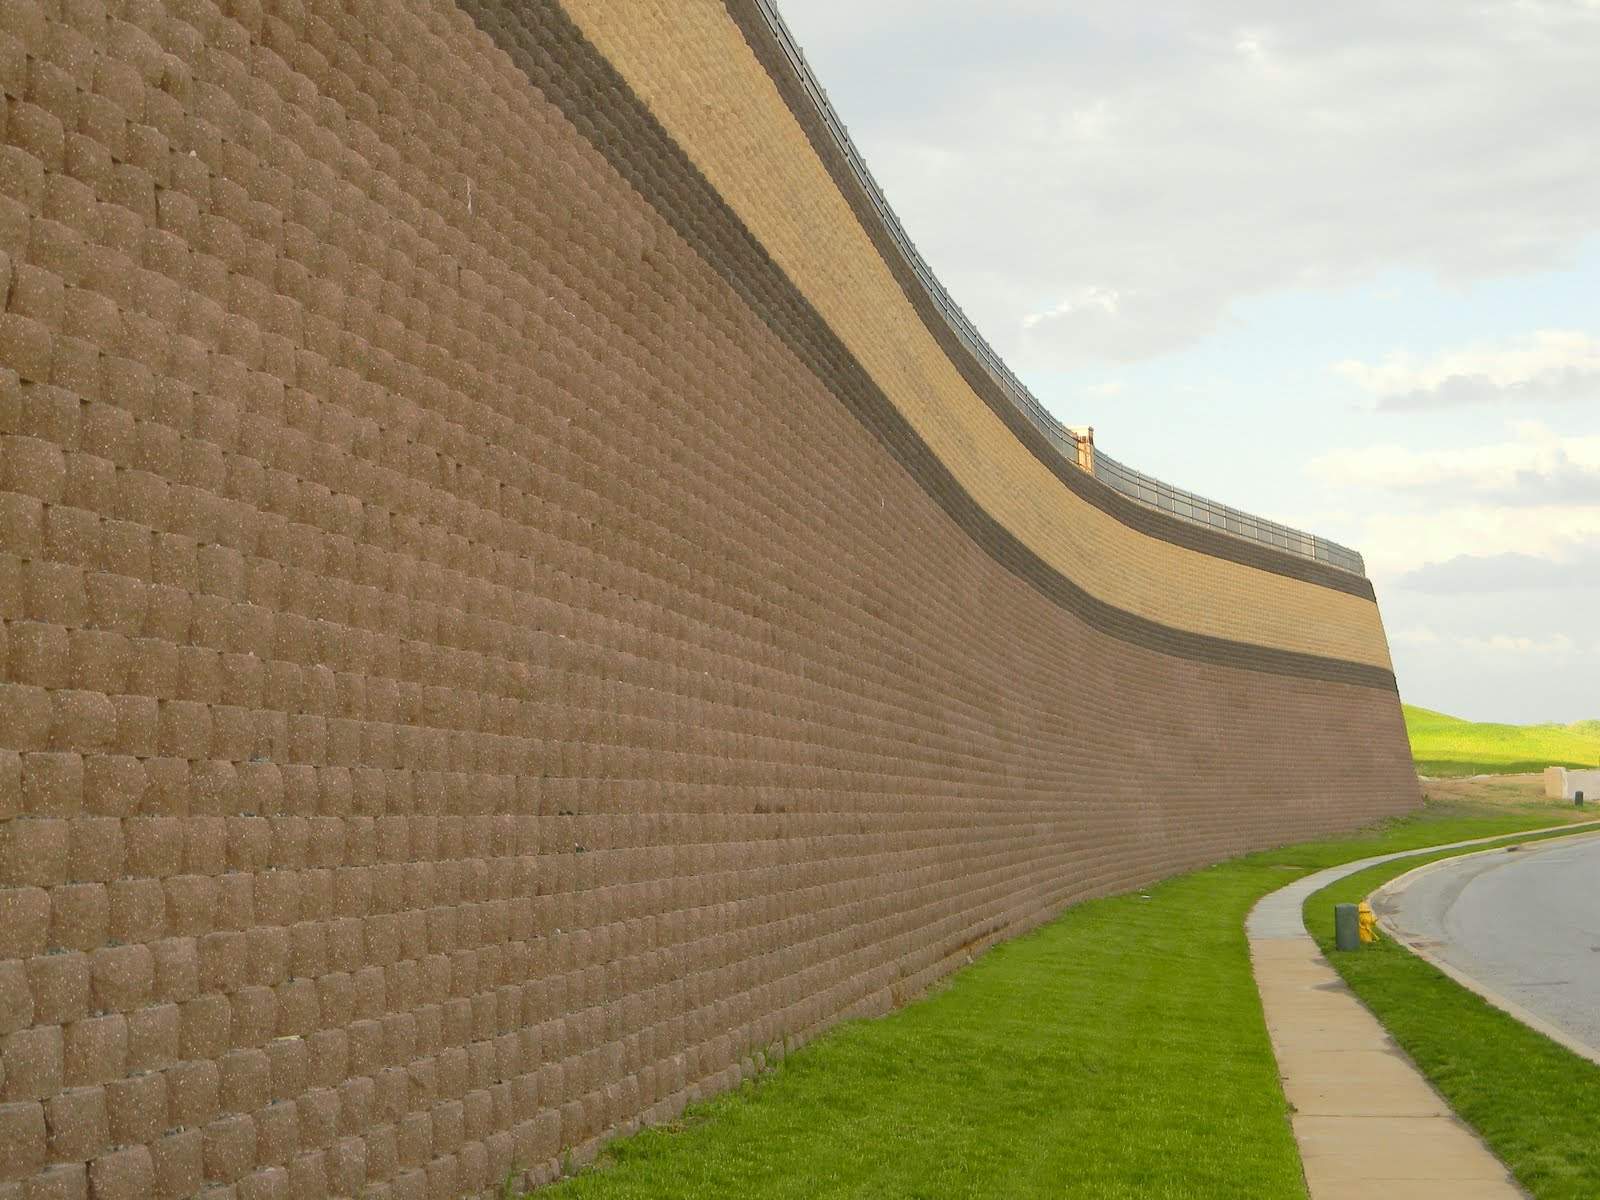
<box><xmin>0</xmin><ymin>0</ymin><xmax>1418</xmax><ymax>1196</ymax></box>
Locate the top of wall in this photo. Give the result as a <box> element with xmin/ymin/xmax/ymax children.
<box><xmin>747</xmin><ymin>0</ymin><xmax>1366</xmax><ymax>579</ymax></box>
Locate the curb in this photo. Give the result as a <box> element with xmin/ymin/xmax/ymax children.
<box><xmin>1370</xmin><ymin>825</ymin><xmax>1600</xmax><ymax>1069</ymax></box>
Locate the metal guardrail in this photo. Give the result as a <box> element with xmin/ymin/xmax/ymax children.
<box><xmin>1094</xmin><ymin>452</ymin><xmax>1365</xmax><ymax>574</ymax></box>
<box><xmin>750</xmin><ymin>0</ymin><xmax>1367</xmax><ymax>579</ymax></box>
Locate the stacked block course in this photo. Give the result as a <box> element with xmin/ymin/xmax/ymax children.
<box><xmin>0</xmin><ymin>0</ymin><xmax>1417</xmax><ymax>1195</ymax></box>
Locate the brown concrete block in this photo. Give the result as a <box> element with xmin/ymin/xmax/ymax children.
<box><xmin>294</xmin><ymin>1087</ymin><xmax>336</xmax><ymax>1152</ymax></box>
<box><xmin>263</xmin><ymin>1037</ymin><xmax>307</xmax><ymax>1102</ymax></box>
<box><xmin>203</xmin><ymin>1112</ymin><xmax>256</xmax><ymax>1183</ymax></box>
<box><xmin>64</xmin><ymin>818</ymin><xmax>121</xmax><ymax>883</ymax></box>
<box><xmin>364</xmin><ymin>1118</ymin><xmax>399</xmax><ymax>1185</ymax></box>
<box><xmin>1</xmin><ymin>1025</ymin><xmax>62</xmax><ymax>1101</ymax></box>
<box><xmin>123</xmin><ymin>818</ymin><xmax>183</xmax><ymax>880</ymax></box>
<box><xmin>0</xmin><ymin>436</ymin><xmax>66</xmax><ymax>503</ymax></box>
<box><xmin>253</xmin><ymin>1101</ymin><xmax>297</xmax><ymax>1167</ymax></box>
<box><xmin>88</xmin><ymin>943</ymin><xmax>153</xmax><ymax>1011</ymax></box>
<box><xmin>227</xmin><ymin>986</ymin><xmax>275</xmax><ymax>1050</ymax></box>
<box><xmin>149</xmin><ymin>937</ymin><xmax>197</xmax><ymax>1005</ymax></box>
<box><xmin>20</xmin><ymin>754</ymin><xmax>81</xmax><ymax>817</ymax></box>
<box><xmin>47</xmin><ymin>882</ymin><xmax>108</xmax><ymax>951</ymax></box>
<box><xmin>149</xmin><ymin>1128</ymin><xmax>202</xmax><ymax>1200</ymax></box>
<box><xmin>17</xmin><ymin>542</ymin><xmax>80</xmax><ymax>629</ymax></box>
<box><xmin>156</xmin><ymin>699</ymin><xmax>211</xmax><ymax>759</ymax></box>
<box><xmin>0</xmin><ymin>495</ymin><xmax>44</xmax><ymax>563</ymax></box>
<box><xmin>65</xmin><ymin>632</ymin><xmax>131</xmax><ymax>697</ymax></box>
<box><xmin>163</xmin><ymin>875</ymin><xmax>217</xmax><ymax>937</ymax></box>
<box><xmin>177</xmin><ymin>993</ymin><xmax>228</xmax><ymax>1061</ymax></box>
<box><xmin>40</xmin><ymin>505</ymin><xmax>101</xmax><ymax>572</ymax></box>
<box><xmin>85</xmin><ymin>1145</ymin><xmax>153</xmax><ymax>1200</ymax></box>
<box><xmin>104</xmin><ymin>878</ymin><xmax>163</xmax><ymax>945</ymax></box>
<box><xmin>327</xmin><ymin>1135</ymin><xmax>365</xmax><ymax>1196</ymax></box>
<box><xmin>0</xmin><ymin>1101</ymin><xmax>46</xmax><ymax>1182</ymax></box>
<box><xmin>1</xmin><ymin>819</ymin><xmax>69</xmax><ymax>888</ymax></box>
<box><xmin>0</xmin><ymin>754</ymin><xmax>16</xmax><ymax>822</ymax></box>
<box><xmin>83</xmin><ymin>576</ymin><xmax>146</xmax><ymax>638</ymax></box>
<box><xmin>62</xmin><ymin>1013</ymin><xmax>126</xmax><ymax>1086</ymax></box>
<box><xmin>0</xmin><ymin>961</ymin><xmax>29</xmax><ymax>1042</ymax></box>
<box><xmin>285</xmin><ymin>1150</ymin><xmax>327</xmax><ymax>1200</ymax></box>
<box><xmin>237</xmin><ymin>1164</ymin><xmax>289</xmax><ymax>1200</ymax></box>
<box><xmin>26</xmin><ymin>952</ymin><xmax>88</xmax><ymax>1025</ymax></box>
<box><xmin>243</xmin><ymin>925</ymin><xmax>289</xmax><ymax>990</ymax></box>
<box><xmin>0</xmin><ymin>888</ymin><xmax>50</xmax><ymax>959</ymax></box>
<box><xmin>123</xmin><ymin>1003</ymin><xmax>178</xmax><ymax>1073</ymax></box>
<box><xmin>219</xmin><ymin>1048</ymin><xmax>270</xmax><ymax>1114</ymax></box>
<box><xmin>103</xmin><ymin>1070</ymin><xmax>165</xmax><ymax>1146</ymax></box>
<box><xmin>21</xmin><ymin>1162</ymin><xmax>86</xmax><ymax>1200</ymax></box>
<box><xmin>183</xmin><ymin>816</ymin><xmax>227</xmax><ymax>875</ymax></box>
<box><xmin>163</xmin><ymin>1059</ymin><xmax>219</xmax><ymax>1129</ymax></box>
<box><xmin>138</xmin><ymin>759</ymin><xmax>192</xmax><ymax>818</ymax></box>
<box><xmin>106</xmin><ymin>696</ymin><xmax>157</xmax><ymax>758</ymax></box>
<box><xmin>44</xmin><ymin>1085</ymin><xmax>109</xmax><ymax>1162</ymax></box>
<box><xmin>80</xmin><ymin>757</ymin><xmax>145</xmax><ymax>819</ymax></box>
<box><xmin>7</xmin><ymin>623</ymin><xmax>69</xmax><ymax>690</ymax></box>
<box><xmin>48</xmin><ymin>693</ymin><xmax>116</xmax><ymax>756</ymax></box>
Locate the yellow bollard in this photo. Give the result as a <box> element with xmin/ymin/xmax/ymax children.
<box><xmin>1357</xmin><ymin>900</ymin><xmax>1380</xmax><ymax>944</ymax></box>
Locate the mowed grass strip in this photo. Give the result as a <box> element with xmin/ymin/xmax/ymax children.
<box><xmin>535</xmin><ymin>801</ymin><xmax>1569</xmax><ymax>1200</ymax></box>
<box><xmin>1405</xmin><ymin>703</ymin><xmax>1600</xmax><ymax>777</ymax></box>
<box><xmin>1307</xmin><ymin>836</ymin><xmax>1600</xmax><ymax>1200</ymax></box>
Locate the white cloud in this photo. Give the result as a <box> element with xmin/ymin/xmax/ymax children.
<box><xmin>1022</xmin><ymin>287</ymin><xmax>1120</xmax><ymax>327</ymax></box>
<box><xmin>1361</xmin><ymin>506</ymin><xmax>1600</xmax><ymax>577</ymax></box>
<box><xmin>1233</xmin><ymin>31</ymin><xmax>1267</xmax><ymax>60</ymax></box>
<box><xmin>1306</xmin><ymin>423</ymin><xmax>1600</xmax><ymax>577</ymax></box>
<box><xmin>1307</xmin><ymin>421</ymin><xmax>1600</xmax><ymax>497</ymax></box>
<box><xmin>1395</xmin><ymin>549</ymin><xmax>1600</xmax><ymax>593</ymax></box>
<box><xmin>1082</xmin><ymin>379</ymin><xmax>1126</xmax><ymax>398</ymax></box>
<box><xmin>1019</xmin><ymin>284</ymin><xmax>1226</xmax><ymax>362</ymax></box>
<box><xmin>780</xmin><ymin>0</ymin><xmax>1600</xmax><ymax>365</ymax></box>
<box><xmin>1390</xmin><ymin>626</ymin><xmax>1442</xmax><ymax>646</ymax></box>
<box><xmin>1458</xmin><ymin>632</ymin><xmax>1579</xmax><ymax>656</ymax></box>
<box><xmin>1396</xmin><ymin>627</ymin><xmax>1583</xmax><ymax>657</ymax></box>
<box><xmin>1335</xmin><ymin>330</ymin><xmax>1600</xmax><ymax>409</ymax></box>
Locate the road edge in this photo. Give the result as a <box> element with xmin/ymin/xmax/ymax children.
<box><xmin>1370</xmin><ymin>827</ymin><xmax>1600</xmax><ymax>1069</ymax></box>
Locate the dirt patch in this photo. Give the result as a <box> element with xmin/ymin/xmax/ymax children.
<box><xmin>1420</xmin><ymin>772</ymin><xmax>1588</xmax><ymax>820</ymax></box>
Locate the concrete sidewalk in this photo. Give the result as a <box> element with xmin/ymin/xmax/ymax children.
<box><xmin>1247</xmin><ymin>840</ymin><xmax>1533</xmax><ymax>1199</ymax></box>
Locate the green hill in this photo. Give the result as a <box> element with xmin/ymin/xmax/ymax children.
<box><xmin>1404</xmin><ymin>704</ymin><xmax>1600</xmax><ymax>777</ymax></box>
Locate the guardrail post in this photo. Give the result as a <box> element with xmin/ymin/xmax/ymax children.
<box><xmin>1067</xmin><ymin>425</ymin><xmax>1094</xmax><ymax>473</ymax></box>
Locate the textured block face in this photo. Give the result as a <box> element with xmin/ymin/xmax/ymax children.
<box><xmin>0</xmin><ymin>0</ymin><xmax>1418</xmax><ymax>1194</ymax></box>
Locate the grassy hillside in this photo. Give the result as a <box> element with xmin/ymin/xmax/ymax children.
<box><xmin>1405</xmin><ymin>704</ymin><xmax>1600</xmax><ymax>777</ymax></box>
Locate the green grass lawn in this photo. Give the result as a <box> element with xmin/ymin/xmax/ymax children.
<box><xmin>1404</xmin><ymin>703</ymin><xmax>1600</xmax><ymax>777</ymax></box>
<box><xmin>1306</xmin><ymin>832</ymin><xmax>1600</xmax><ymax>1199</ymax></box>
<box><xmin>530</xmin><ymin>798</ymin><xmax>1573</xmax><ymax>1200</ymax></box>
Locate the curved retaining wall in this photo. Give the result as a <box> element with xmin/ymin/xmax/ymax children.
<box><xmin>0</xmin><ymin>0</ymin><xmax>1417</xmax><ymax>1196</ymax></box>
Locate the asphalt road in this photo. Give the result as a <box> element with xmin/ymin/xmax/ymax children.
<box><xmin>1378</xmin><ymin>833</ymin><xmax>1600</xmax><ymax>1053</ymax></box>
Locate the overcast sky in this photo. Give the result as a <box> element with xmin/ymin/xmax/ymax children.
<box><xmin>779</xmin><ymin>0</ymin><xmax>1600</xmax><ymax>723</ymax></box>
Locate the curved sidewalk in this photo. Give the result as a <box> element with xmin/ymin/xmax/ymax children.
<box><xmin>1246</xmin><ymin>835</ymin><xmax>1541</xmax><ymax>1199</ymax></box>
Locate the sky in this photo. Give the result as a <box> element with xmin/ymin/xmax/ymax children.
<box><xmin>778</xmin><ymin>0</ymin><xmax>1600</xmax><ymax>724</ymax></box>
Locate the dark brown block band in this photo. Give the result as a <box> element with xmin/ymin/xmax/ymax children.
<box><xmin>457</xmin><ymin>0</ymin><xmax>1394</xmax><ymax>690</ymax></box>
